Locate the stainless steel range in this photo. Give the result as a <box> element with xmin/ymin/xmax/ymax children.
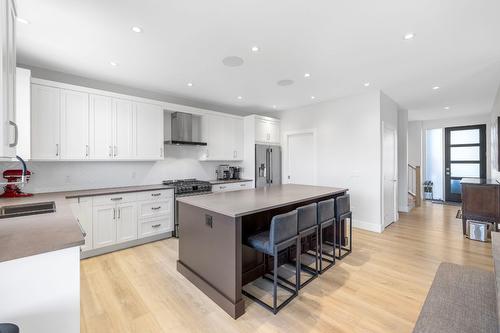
<box><xmin>162</xmin><ymin>179</ymin><xmax>212</xmax><ymax>237</ymax></box>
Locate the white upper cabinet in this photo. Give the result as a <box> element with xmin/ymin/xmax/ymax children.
<box><xmin>0</xmin><ymin>0</ymin><xmax>17</xmax><ymax>159</ymax></box>
<box><xmin>89</xmin><ymin>94</ymin><xmax>113</xmax><ymax>159</ymax></box>
<box><xmin>31</xmin><ymin>84</ymin><xmax>61</xmax><ymax>160</ymax></box>
<box><xmin>255</xmin><ymin>116</ymin><xmax>280</xmax><ymax>145</ymax></box>
<box><xmin>113</xmin><ymin>98</ymin><xmax>134</xmax><ymax>160</ymax></box>
<box><xmin>30</xmin><ymin>80</ymin><xmax>165</xmax><ymax>161</ymax></box>
<box><xmin>135</xmin><ymin>102</ymin><xmax>164</xmax><ymax>160</ymax></box>
<box><xmin>202</xmin><ymin>113</ymin><xmax>244</xmax><ymax>161</ymax></box>
<box><xmin>60</xmin><ymin>89</ymin><xmax>89</xmax><ymax>160</ymax></box>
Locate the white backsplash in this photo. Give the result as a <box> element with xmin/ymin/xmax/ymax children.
<box><xmin>0</xmin><ymin>145</ymin><xmax>239</xmax><ymax>193</ymax></box>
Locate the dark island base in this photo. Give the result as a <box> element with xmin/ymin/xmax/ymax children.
<box><xmin>177</xmin><ymin>188</ymin><xmax>347</xmax><ymax>318</ymax></box>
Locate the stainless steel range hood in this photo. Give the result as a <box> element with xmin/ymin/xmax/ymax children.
<box><xmin>164</xmin><ymin>112</ymin><xmax>207</xmax><ymax>146</ymax></box>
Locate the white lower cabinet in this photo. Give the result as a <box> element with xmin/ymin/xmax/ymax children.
<box><xmin>212</xmin><ymin>181</ymin><xmax>253</xmax><ymax>192</ymax></box>
<box><xmin>72</xmin><ymin>189</ymin><xmax>174</xmax><ymax>255</ymax></box>
<box><xmin>115</xmin><ymin>202</ymin><xmax>137</xmax><ymax>243</ymax></box>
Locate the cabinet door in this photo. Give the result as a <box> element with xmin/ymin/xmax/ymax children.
<box><xmin>116</xmin><ymin>202</ymin><xmax>137</xmax><ymax>243</ymax></box>
<box><xmin>69</xmin><ymin>198</ymin><xmax>93</xmax><ymax>252</ymax></box>
<box><xmin>31</xmin><ymin>84</ymin><xmax>61</xmax><ymax>160</ymax></box>
<box><xmin>232</xmin><ymin>117</ymin><xmax>244</xmax><ymax>160</ymax></box>
<box><xmin>89</xmin><ymin>94</ymin><xmax>113</xmax><ymax>160</ymax></box>
<box><xmin>206</xmin><ymin>114</ymin><xmax>226</xmax><ymax>160</ymax></box>
<box><xmin>113</xmin><ymin>99</ymin><xmax>134</xmax><ymax>159</ymax></box>
<box><xmin>269</xmin><ymin>121</ymin><xmax>280</xmax><ymax>144</ymax></box>
<box><xmin>92</xmin><ymin>204</ymin><xmax>116</xmax><ymax>249</ymax></box>
<box><xmin>135</xmin><ymin>102</ymin><xmax>164</xmax><ymax>160</ymax></box>
<box><xmin>60</xmin><ymin>89</ymin><xmax>89</xmax><ymax>160</ymax></box>
<box><xmin>255</xmin><ymin>118</ymin><xmax>270</xmax><ymax>143</ymax></box>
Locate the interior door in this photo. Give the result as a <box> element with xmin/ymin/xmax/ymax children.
<box><xmin>444</xmin><ymin>125</ymin><xmax>486</xmax><ymax>202</ymax></box>
<box><xmin>116</xmin><ymin>203</ymin><xmax>137</xmax><ymax>244</ymax></box>
<box><xmin>90</xmin><ymin>94</ymin><xmax>113</xmax><ymax>159</ymax></box>
<box><xmin>383</xmin><ymin>125</ymin><xmax>397</xmax><ymax>228</ymax></box>
<box><xmin>60</xmin><ymin>89</ymin><xmax>89</xmax><ymax>160</ymax></box>
<box><xmin>287</xmin><ymin>133</ymin><xmax>314</xmax><ymax>185</ymax></box>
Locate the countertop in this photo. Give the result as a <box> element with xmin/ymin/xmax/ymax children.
<box><xmin>65</xmin><ymin>184</ymin><xmax>174</xmax><ymax>199</ymax></box>
<box><xmin>177</xmin><ymin>184</ymin><xmax>347</xmax><ymax>217</ymax></box>
<box><xmin>0</xmin><ymin>192</ymin><xmax>84</xmax><ymax>263</ymax></box>
<box><xmin>209</xmin><ymin>179</ymin><xmax>253</xmax><ymax>185</ymax></box>
<box><xmin>460</xmin><ymin>178</ymin><xmax>500</xmax><ymax>186</ymax></box>
<box><xmin>0</xmin><ymin>184</ymin><xmax>175</xmax><ymax>263</ymax></box>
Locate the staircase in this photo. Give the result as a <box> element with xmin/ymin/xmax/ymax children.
<box><xmin>408</xmin><ymin>164</ymin><xmax>421</xmax><ymax>211</ymax></box>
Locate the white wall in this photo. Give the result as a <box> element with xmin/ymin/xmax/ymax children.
<box><xmin>397</xmin><ymin>108</ymin><xmax>409</xmax><ymax>212</ymax></box>
<box><xmin>408</xmin><ymin>121</ymin><xmax>423</xmax><ymax>167</ymax></box>
<box><xmin>280</xmin><ymin>91</ymin><xmax>383</xmax><ymax>232</ymax></box>
<box><xmin>490</xmin><ymin>82</ymin><xmax>500</xmax><ymax>180</ymax></box>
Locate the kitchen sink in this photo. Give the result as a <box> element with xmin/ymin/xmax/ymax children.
<box><xmin>0</xmin><ymin>201</ymin><xmax>56</xmax><ymax>219</ymax></box>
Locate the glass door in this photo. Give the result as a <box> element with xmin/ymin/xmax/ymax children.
<box><xmin>444</xmin><ymin>125</ymin><xmax>486</xmax><ymax>202</ymax></box>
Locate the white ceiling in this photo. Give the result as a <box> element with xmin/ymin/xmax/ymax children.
<box><xmin>15</xmin><ymin>0</ymin><xmax>500</xmax><ymax>120</ymax></box>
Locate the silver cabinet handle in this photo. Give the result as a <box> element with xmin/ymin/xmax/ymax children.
<box><xmin>113</xmin><ymin>208</ymin><xmax>116</xmax><ymax>220</ymax></box>
<box><xmin>117</xmin><ymin>208</ymin><xmax>121</xmax><ymax>219</ymax></box>
<box><xmin>85</xmin><ymin>144</ymin><xmax>89</xmax><ymax>157</ymax></box>
<box><xmin>220</xmin><ymin>186</ymin><xmax>226</xmax><ymax>189</ymax></box>
<box><xmin>8</xmin><ymin>121</ymin><xmax>18</xmax><ymax>147</ymax></box>
<box><xmin>114</xmin><ymin>146</ymin><xmax>117</xmax><ymax>157</ymax></box>
<box><xmin>240</xmin><ymin>183</ymin><xmax>246</xmax><ymax>187</ymax></box>
<box><xmin>109</xmin><ymin>145</ymin><xmax>113</xmax><ymax>157</ymax></box>
<box><xmin>151</xmin><ymin>193</ymin><xmax>161</xmax><ymax>197</ymax></box>
<box><xmin>151</xmin><ymin>206</ymin><xmax>161</xmax><ymax>210</ymax></box>
<box><xmin>152</xmin><ymin>224</ymin><xmax>161</xmax><ymax>228</ymax></box>
<box><xmin>56</xmin><ymin>143</ymin><xmax>59</xmax><ymax>156</ymax></box>
<box><xmin>110</xmin><ymin>197</ymin><xmax>123</xmax><ymax>201</ymax></box>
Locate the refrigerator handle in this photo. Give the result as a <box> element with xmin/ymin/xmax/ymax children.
<box><xmin>266</xmin><ymin>148</ymin><xmax>270</xmax><ymax>184</ymax></box>
<box><xmin>269</xmin><ymin>148</ymin><xmax>273</xmax><ymax>184</ymax></box>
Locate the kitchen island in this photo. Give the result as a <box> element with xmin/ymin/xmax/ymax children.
<box><xmin>176</xmin><ymin>184</ymin><xmax>347</xmax><ymax>318</ymax></box>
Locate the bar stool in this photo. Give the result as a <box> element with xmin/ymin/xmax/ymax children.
<box><xmin>336</xmin><ymin>194</ymin><xmax>352</xmax><ymax>259</ymax></box>
<box><xmin>242</xmin><ymin>210</ymin><xmax>300</xmax><ymax>314</ymax></box>
<box><xmin>0</xmin><ymin>324</ymin><xmax>19</xmax><ymax>333</ymax></box>
<box><xmin>317</xmin><ymin>198</ymin><xmax>336</xmax><ymax>273</ymax></box>
<box><xmin>296</xmin><ymin>203</ymin><xmax>319</xmax><ymax>288</ymax></box>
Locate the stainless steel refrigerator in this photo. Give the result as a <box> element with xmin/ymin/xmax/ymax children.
<box><xmin>255</xmin><ymin>144</ymin><xmax>281</xmax><ymax>188</ymax></box>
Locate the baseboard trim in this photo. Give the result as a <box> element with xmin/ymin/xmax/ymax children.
<box><xmin>353</xmin><ymin>219</ymin><xmax>382</xmax><ymax>233</ymax></box>
<box><xmin>399</xmin><ymin>205</ymin><xmax>410</xmax><ymax>213</ymax></box>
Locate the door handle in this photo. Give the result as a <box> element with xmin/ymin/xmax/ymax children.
<box><xmin>8</xmin><ymin>121</ymin><xmax>18</xmax><ymax>147</ymax></box>
<box><xmin>109</xmin><ymin>145</ymin><xmax>113</xmax><ymax>157</ymax></box>
<box><xmin>114</xmin><ymin>146</ymin><xmax>117</xmax><ymax>157</ymax></box>
<box><xmin>56</xmin><ymin>143</ymin><xmax>59</xmax><ymax>156</ymax></box>
<box><xmin>85</xmin><ymin>144</ymin><xmax>89</xmax><ymax>157</ymax></box>
<box><xmin>113</xmin><ymin>208</ymin><xmax>116</xmax><ymax>220</ymax></box>
<box><xmin>117</xmin><ymin>208</ymin><xmax>121</xmax><ymax>219</ymax></box>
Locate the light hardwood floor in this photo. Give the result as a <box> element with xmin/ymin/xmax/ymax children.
<box><xmin>81</xmin><ymin>202</ymin><xmax>493</xmax><ymax>333</ymax></box>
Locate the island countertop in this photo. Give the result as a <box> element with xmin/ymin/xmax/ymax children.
<box><xmin>176</xmin><ymin>184</ymin><xmax>347</xmax><ymax>217</ymax></box>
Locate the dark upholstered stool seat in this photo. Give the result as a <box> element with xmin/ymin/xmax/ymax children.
<box><xmin>247</xmin><ymin>231</ymin><xmax>272</xmax><ymax>255</ymax></box>
<box><xmin>243</xmin><ymin>210</ymin><xmax>300</xmax><ymax>314</ymax></box>
<box><xmin>317</xmin><ymin>198</ymin><xmax>336</xmax><ymax>273</ymax></box>
<box><xmin>0</xmin><ymin>324</ymin><xmax>19</xmax><ymax>333</ymax></box>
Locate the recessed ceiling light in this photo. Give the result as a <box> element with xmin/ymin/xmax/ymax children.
<box><xmin>131</xmin><ymin>26</ymin><xmax>142</xmax><ymax>33</ymax></box>
<box><xmin>222</xmin><ymin>56</ymin><xmax>244</xmax><ymax>67</ymax></box>
<box><xmin>444</xmin><ymin>106</ymin><xmax>450</xmax><ymax>110</ymax></box>
<box><xmin>311</xmin><ymin>96</ymin><xmax>316</xmax><ymax>100</ymax></box>
<box><xmin>432</xmin><ymin>86</ymin><xmax>440</xmax><ymax>90</ymax></box>
<box><xmin>16</xmin><ymin>17</ymin><xmax>30</xmax><ymax>24</ymax></box>
<box><xmin>304</xmin><ymin>73</ymin><xmax>311</xmax><ymax>78</ymax></box>
<box><xmin>187</xmin><ymin>82</ymin><xmax>193</xmax><ymax>87</ymax></box>
<box><xmin>272</xmin><ymin>105</ymin><xmax>277</xmax><ymax>109</ymax></box>
<box><xmin>251</xmin><ymin>46</ymin><xmax>259</xmax><ymax>52</ymax></box>
<box><xmin>237</xmin><ymin>96</ymin><xmax>243</xmax><ymax>100</ymax></box>
<box><xmin>364</xmin><ymin>82</ymin><xmax>371</xmax><ymax>87</ymax></box>
<box><xmin>403</xmin><ymin>32</ymin><xmax>415</xmax><ymax>40</ymax></box>
<box><xmin>277</xmin><ymin>79</ymin><xmax>294</xmax><ymax>87</ymax></box>
<box><xmin>110</xmin><ymin>61</ymin><xmax>118</xmax><ymax>67</ymax></box>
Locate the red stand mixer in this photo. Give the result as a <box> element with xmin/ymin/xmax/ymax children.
<box><xmin>0</xmin><ymin>169</ymin><xmax>33</xmax><ymax>198</ymax></box>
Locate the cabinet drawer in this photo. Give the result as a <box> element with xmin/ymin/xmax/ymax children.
<box><xmin>212</xmin><ymin>182</ymin><xmax>252</xmax><ymax>192</ymax></box>
<box><xmin>234</xmin><ymin>181</ymin><xmax>252</xmax><ymax>189</ymax></box>
<box><xmin>138</xmin><ymin>199</ymin><xmax>172</xmax><ymax>219</ymax></box>
<box><xmin>139</xmin><ymin>216</ymin><xmax>172</xmax><ymax>238</ymax></box>
<box><xmin>92</xmin><ymin>192</ymin><xmax>137</xmax><ymax>206</ymax></box>
<box><xmin>136</xmin><ymin>189</ymin><xmax>173</xmax><ymax>202</ymax></box>
<box><xmin>212</xmin><ymin>184</ymin><xmax>230</xmax><ymax>192</ymax></box>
